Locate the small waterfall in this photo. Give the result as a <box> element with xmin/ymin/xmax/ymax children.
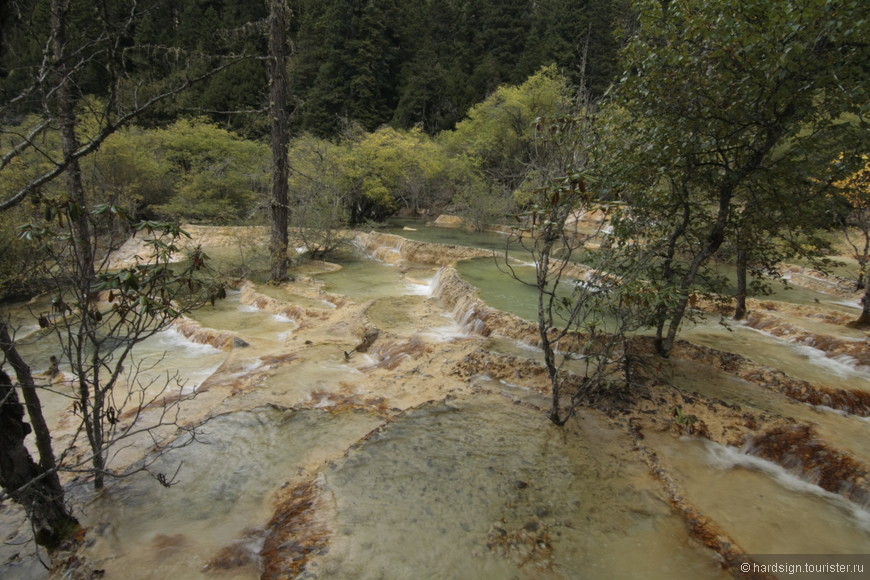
<box><xmin>667</xmin><ymin>340</ymin><xmax>870</xmax><ymax>417</ymax></box>
<box><xmin>743</xmin><ymin>424</ymin><xmax>870</xmax><ymax>509</ymax></box>
<box><xmin>743</xmin><ymin>311</ymin><xmax>870</xmax><ymax>371</ymax></box>
<box><xmin>353</xmin><ymin>231</ymin><xmax>491</xmax><ymax>267</ymax></box>
<box><xmin>239</xmin><ymin>282</ymin><xmax>307</xmax><ymax>320</ymax></box>
<box><xmin>429</xmin><ymin>266</ymin><xmax>493</xmax><ymax>336</ymax></box>
<box><xmin>173</xmin><ymin>316</ymin><xmax>247</xmax><ymax>350</ymax></box>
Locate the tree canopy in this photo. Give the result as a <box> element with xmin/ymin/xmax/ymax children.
<box><xmin>602</xmin><ymin>0</ymin><xmax>869</xmax><ymax>355</ymax></box>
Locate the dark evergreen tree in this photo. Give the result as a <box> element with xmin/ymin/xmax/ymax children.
<box><xmin>129</xmin><ymin>0</ymin><xmax>269</xmax><ymax>135</ymax></box>
<box><xmin>519</xmin><ymin>0</ymin><xmax>628</xmax><ymax>96</ymax></box>
<box><xmin>469</xmin><ymin>0</ymin><xmax>532</xmax><ymax>94</ymax></box>
<box><xmin>292</xmin><ymin>0</ymin><xmax>406</xmax><ymax>135</ymax></box>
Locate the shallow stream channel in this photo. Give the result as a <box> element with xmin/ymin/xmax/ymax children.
<box><xmin>1</xmin><ymin>221</ymin><xmax>868</xmax><ymax>579</ymax></box>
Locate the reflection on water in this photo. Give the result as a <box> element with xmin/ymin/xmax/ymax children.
<box><xmin>312</xmin><ymin>395</ymin><xmax>726</xmax><ymax>580</ymax></box>
<box><xmin>456</xmin><ymin>258</ymin><xmax>540</xmax><ymax>321</ymax></box>
<box><xmin>313</xmin><ymin>258</ymin><xmax>417</xmax><ymax>300</ymax></box>
<box><xmin>454</xmin><ymin>255</ymin><xmax>870</xmax><ymax>396</ymax></box>
<box><xmin>189</xmin><ymin>289</ymin><xmax>297</xmax><ymax>346</ymax></box>
<box><xmin>380</xmin><ymin>219</ymin><xmax>514</xmax><ymax>254</ymax></box>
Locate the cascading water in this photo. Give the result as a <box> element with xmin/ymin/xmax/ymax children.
<box><xmin>1</xmin><ymin>221</ymin><xmax>868</xmax><ymax>579</ymax></box>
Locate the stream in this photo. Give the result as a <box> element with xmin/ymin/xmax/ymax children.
<box><xmin>1</xmin><ymin>221</ymin><xmax>868</xmax><ymax>579</ymax></box>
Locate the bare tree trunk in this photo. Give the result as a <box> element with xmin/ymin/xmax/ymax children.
<box><xmin>51</xmin><ymin>0</ymin><xmax>106</xmax><ymax>489</ymax></box>
<box><xmin>51</xmin><ymin>0</ymin><xmax>94</xmax><ymax>281</ymax></box>
<box><xmin>0</xmin><ymin>370</ymin><xmax>79</xmax><ymax>550</ymax></box>
<box><xmin>268</xmin><ymin>0</ymin><xmax>291</xmax><ymax>283</ymax></box>
<box><xmin>535</xmin><ymin>240</ymin><xmax>565</xmax><ymax>425</ymax></box>
<box><xmin>734</xmin><ymin>243</ymin><xmax>748</xmax><ymax>320</ymax></box>
<box><xmin>0</xmin><ymin>324</ymin><xmax>63</xmax><ymax>484</ymax></box>
<box><xmin>856</xmin><ymin>270</ymin><xmax>870</xmax><ymax>326</ymax></box>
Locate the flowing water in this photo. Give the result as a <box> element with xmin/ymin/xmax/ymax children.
<box><xmin>311</xmin><ymin>395</ymin><xmax>726</xmax><ymax>580</ymax></box>
<box><xmin>1</xmin><ymin>222</ymin><xmax>868</xmax><ymax>579</ymax></box>
<box><xmin>643</xmin><ymin>432</ymin><xmax>870</xmax><ymax>554</ymax></box>
<box><xmin>79</xmin><ymin>407</ymin><xmax>383</xmax><ymax>580</ymax></box>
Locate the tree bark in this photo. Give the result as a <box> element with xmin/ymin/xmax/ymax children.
<box><xmin>51</xmin><ymin>0</ymin><xmax>94</xmax><ymax>282</ymax></box>
<box><xmin>52</xmin><ymin>0</ymin><xmax>106</xmax><ymax>489</ymax></box>
<box><xmin>654</xmin><ymin>123</ymin><xmax>787</xmax><ymax>357</ymax></box>
<box><xmin>0</xmin><ymin>370</ymin><xmax>79</xmax><ymax>550</ymax></box>
<box><xmin>269</xmin><ymin>0</ymin><xmax>291</xmax><ymax>283</ymax></box>
<box><xmin>856</xmin><ymin>269</ymin><xmax>870</xmax><ymax>326</ymax></box>
<box><xmin>656</xmin><ymin>186</ymin><xmax>731</xmax><ymax>356</ymax></box>
<box><xmin>0</xmin><ymin>323</ymin><xmax>62</xmax><ymax>483</ymax></box>
<box><xmin>734</xmin><ymin>242</ymin><xmax>748</xmax><ymax>320</ymax></box>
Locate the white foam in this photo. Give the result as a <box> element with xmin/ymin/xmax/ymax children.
<box><xmin>705</xmin><ymin>440</ymin><xmax>870</xmax><ymax>531</ymax></box>
<box><xmin>406</xmin><ymin>281</ymin><xmax>434</xmax><ymax>296</ymax></box>
<box><xmin>792</xmin><ymin>344</ymin><xmax>870</xmax><ymax>378</ymax></box>
<box><xmin>156</xmin><ymin>328</ymin><xmax>223</xmax><ymax>355</ymax></box>
<box><xmin>419</xmin><ymin>321</ymin><xmax>470</xmax><ymax>342</ymax></box>
<box><xmin>739</xmin><ymin>323</ymin><xmax>870</xmax><ymax>379</ymax></box>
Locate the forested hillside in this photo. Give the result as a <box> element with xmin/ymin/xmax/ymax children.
<box><xmin>1</xmin><ymin>0</ymin><xmax>629</xmax><ymax>137</ymax></box>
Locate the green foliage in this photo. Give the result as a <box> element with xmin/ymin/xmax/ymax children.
<box><xmin>82</xmin><ymin>125</ymin><xmax>173</xmax><ymax>219</ymax></box>
<box><xmin>289</xmin><ymin>0</ymin><xmax>626</xmax><ymax>136</ymax></box>
<box><xmin>602</xmin><ymin>0</ymin><xmax>869</xmax><ymax>354</ymax></box>
<box><xmin>151</xmin><ymin>119</ymin><xmax>270</xmax><ymax>223</ymax></box>
<box><xmin>123</xmin><ymin>0</ymin><xmax>269</xmax><ymax>136</ymax></box>
<box><xmin>0</xmin><ymin>205</ymin><xmax>43</xmax><ymax>296</ymax></box>
<box><xmin>4</xmin><ymin>0</ymin><xmax>629</xmax><ymax>138</ymax></box>
<box><xmin>287</xmin><ymin>134</ymin><xmax>352</xmax><ymax>259</ymax></box>
<box><xmin>340</xmin><ymin>126</ymin><xmax>458</xmax><ymax>223</ymax></box>
<box><xmin>443</xmin><ymin>66</ymin><xmax>571</xmax><ymax>199</ymax></box>
<box><xmin>21</xmin><ymin>196</ymin><xmax>225</xmax><ymax>488</ymax></box>
<box><xmin>2</xmin><ymin>116</ymin><xmax>270</xmax><ymax>227</ymax></box>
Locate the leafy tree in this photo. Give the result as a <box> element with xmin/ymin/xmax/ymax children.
<box><xmin>833</xmin><ymin>154</ymin><xmax>870</xmax><ymax>325</ymax></box>
<box><xmin>726</xmin><ymin>163</ymin><xmax>835</xmax><ymax>320</ymax></box>
<box><xmin>391</xmin><ymin>0</ymin><xmax>481</xmax><ymax>133</ymax></box>
<box><xmin>20</xmin><ymin>210</ymin><xmax>225</xmax><ymax>490</ymax></box>
<box><xmin>469</xmin><ymin>0</ymin><xmax>533</xmax><ymax>94</ymax></box>
<box><xmin>131</xmin><ymin>0</ymin><xmax>269</xmax><ymax>134</ymax></box>
<box><xmin>151</xmin><ymin>119</ymin><xmax>269</xmax><ymax>223</ymax></box>
<box><xmin>341</xmin><ymin>126</ymin><xmax>455</xmax><ymax>223</ymax></box>
<box><xmin>291</xmin><ymin>0</ymin><xmax>405</xmax><ymax>135</ymax></box>
<box><xmin>605</xmin><ymin>0</ymin><xmax>869</xmax><ymax>357</ymax></box>
<box><xmin>0</xmin><ymin>1</ymin><xmax>247</xmax><ymax>214</ymax></box>
<box><xmin>82</xmin><ymin>124</ymin><xmax>174</xmax><ymax>221</ymax></box>
<box><xmin>392</xmin><ymin>41</ymin><xmax>454</xmax><ymax>134</ymax></box>
<box><xmin>518</xmin><ymin>0</ymin><xmax>629</xmax><ymax>96</ymax></box>
<box><xmin>504</xmin><ymin>101</ymin><xmax>650</xmax><ymax>425</ymax></box>
<box><xmin>0</xmin><ymin>0</ymin><xmax>239</xmax><ymax>551</ymax></box>
<box><xmin>288</xmin><ymin>0</ymin><xmax>627</xmax><ymax>136</ymax></box>
<box><xmin>443</xmin><ymin>66</ymin><xmax>571</xmax><ymax>195</ymax></box>
<box><xmin>288</xmin><ymin>134</ymin><xmax>353</xmax><ymax>259</ymax></box>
